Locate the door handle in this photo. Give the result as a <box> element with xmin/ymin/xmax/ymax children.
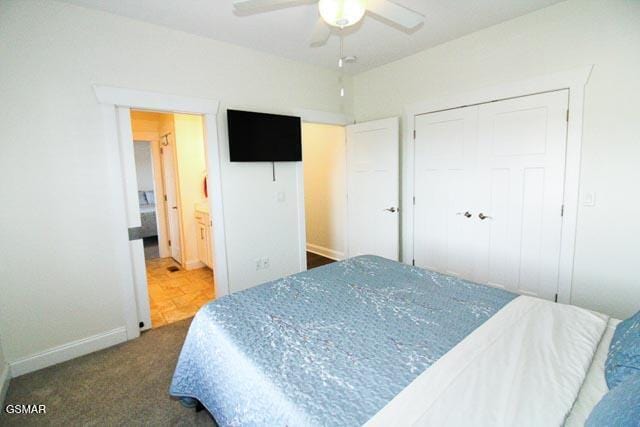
<box><xmin>171</xmin><ymin>206</ymin><xmax>178</xmax><ymax>210</ymax></box>
<box><xmin>478</xmin><ymin>213</ymin><xmax>492</xmax><ymax>220</ymax></box>
<box><xmin>384</xmin><ymin>207</ymin><xmax>398</xmax><ymax>213</ymax></box>
<box><xmin>456</xmin><ymin>211</ymin><xmax>472</xmax><ymax>218</ymax></box>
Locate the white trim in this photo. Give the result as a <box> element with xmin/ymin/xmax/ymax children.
<box><xmin>306</xmin><ymin>243</ymin><xmax>345</xmax><ymax>261</ymax></box>
<box><xmin>130</xmin><ymin>239</ymin><xmax>151</xmax><ymax>331</ymax></box>
<box><xmin>93</xmin><ymin>85</ymin><xmax>230</xmax><ymax>338</ymax></box>
<box><xmin>294</xmin><ymin>108</ymin><xmax>353</xmax><ymax>126</ymax></box>
<box><xmin>100</xmin><ymin>104</ymin><xmax>141</xmax><ymax>340</ymax></box>
<box><xmin>295</xmin><ymin>162</ymin><xmax>308</xmax><ymax>272</ymax></box>
<box><xmin>185</xmin><ymin>259</ymin><xmax>206</xmax><ymax>271</ymax></box>
<box><xmin>203</xmin><ymin>113</ymin><xmax>231</xmax><ymax>297</ymax></box>
<box><xmin>94</xmin><ymin>85</ymin><xmax>219</xmax><ymax>114</ymax></box>
<box><xmin>9</xmin><ymin>328</ymin><xmax>128</xmax><ymax>377</ymax></box>
<box><xmin>0</xmin><ymin>362</ymin><xmax>10</xmax><ymax>407</ymax></box>
<box><xmin>402</xmin><ymin>65</ymin><xmax>592</xmax><ymax>304</ymax></box>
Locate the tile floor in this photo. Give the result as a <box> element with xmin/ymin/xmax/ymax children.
<box><xmin>146</xmin><ymin>258</ymin><xmax>215</xmax><ymax>328</ymax></box>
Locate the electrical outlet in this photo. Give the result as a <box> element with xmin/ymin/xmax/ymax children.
<box><xmin>262</xmin><ymin>257</ymin><xmax>270</xmax><ymax>269</ymax></box>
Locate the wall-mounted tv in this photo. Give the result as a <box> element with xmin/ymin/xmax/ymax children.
<box><xmin>227</xmin><ymin>109</ymin><xmax>302</xmax><ymax>162</ymax></box>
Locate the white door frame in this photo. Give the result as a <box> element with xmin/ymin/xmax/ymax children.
<box><xmin>294</xmin><ymin>109</ymin><xmax>352</xmax><ymax>272</ymax></box>
<box><xmin>94</xmin><ymin>85</ymin><xmax>230</xmax><ymax>340</ymax></box>
<box><xmin>402</xmin><ymin>65</ymin><xmax>593</xmax><ymax>304</ymax></box>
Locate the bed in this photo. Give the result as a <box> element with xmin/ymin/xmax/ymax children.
<box><xmin>138</xmin><ymin>191</ymin><xmax>158</xmax><ymax>239</ymax></box>
<box><xmin>170</xmin><ymin>255</ymin><xmax>630</xmax><ymax>426</ymax></box>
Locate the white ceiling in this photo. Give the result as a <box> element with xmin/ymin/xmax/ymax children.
<box><xmin>60</xmin><ymin>0</ymin><xmax>565</xmax><ymax>74</ymax></box>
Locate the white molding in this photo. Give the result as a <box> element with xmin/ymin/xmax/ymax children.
<box><xmin>203</xmin><ymin>113</ymin><xmax>231</xmax><ymax>297</ymax></box>
<box><xmin>94</xmin><ymin>85</ymin><xmax>220</xmax><ymax>114</ymax></box>
<box><xmin>0</xmin><ymin>362</ymin><xmax>10</xmax><ymax>407</ymax></box>
<box><xmin>306</xmin><ymin>243</ymin><xmax>345</xmax><ymax>261</ymax></box>
<box><xmin>185</xmin><ymin>259</ymin><xmax>206</xmax><ymax>271</ymax></box>
<box><xmin>402</xmin><ymin>65</ymin><xmax>593</xmax><ymax>305</ymax></box>
<box><xmin>295</xmin><ymin>109</ymin><xmax>353</xmax><ymax>126</ymax></box>
<box><xmin>100</xmin><ymin>104</ymin><xmax>141</xmax><ymax>341</ymax></box>
<box><xmin>93</xmin><ymin>85</ymin><xmax>230</xmax><ymax>336</ymax></box>
<box><xmin>9</xmin><ymin>328</ymin><xmax>127</xmax><ymax>377</ymax></box>
<box><xmin>295</xmin><ymin>162</ymin><xmax>308</xmax><ymax>272</ymax></box>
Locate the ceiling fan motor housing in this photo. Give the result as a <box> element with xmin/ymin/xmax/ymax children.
<box><xmin>318</xmin><ymin>0</ymin><xmax>367</xmax><ymax>28</ymax></box>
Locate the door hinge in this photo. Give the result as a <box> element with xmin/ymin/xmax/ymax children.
<box><xmin>413</xmin><ymin>129</ymin><xmax>416</xmax><ymax>140</ymax></box>
<box><xmin>413</xmin><ymin>196</ymin><xmax>416</xmax><ymax>205</ymax></box>
<box><xmin>554</xmin><ymin>293</ymin><xmax>558</xmax><ymax>303</ymax></box>
<box><xmin>160</xmin><ymin>147</ymin><xmax>164</xmax><ymax>155</ymax></box>
<box><xmin>566</xmin><ymin>110</ymin><xmax>569</xmax><ymax>122</ymax></box>
<box><xmin>168</xmin><ymin>239</ymin><xmax>171</xmax><ymax>247</ymax></box>
<box><xmin>164</xmin><ymin>195</ymin><xmax>168</xmax><ymax>202</ymax></box>
<box><xmin>412</xmin><ymin>259</ymin><xmax>415</xmax><ymax>266</ymax></box>
<box><xmin>560</xmin><ymin>204</ymin><xmax>564</xmax><ymax>217</ymax></box>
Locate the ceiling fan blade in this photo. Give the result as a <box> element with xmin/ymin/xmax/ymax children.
<box><xmin>309</xmin><ymin>18</ymin><xmax>331</xmax><ymax>47</ymax></box>
<box><xmin>232</xmin><ymin>0</ymin><xmax>308</xmax><ymax>12</ymax></box>
<box><xmin>366</xmin><ymin>0</ymin><xmax>424</xmax><ymax>30</ymax></box>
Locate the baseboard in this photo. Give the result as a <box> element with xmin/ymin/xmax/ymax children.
<box><xmin>185</xmin><ymin>260</ymin><xmax>205</xmax><ymax>271</ymax></box>
<box><xmin>306</xmin><ymin>243</ymin><xmax>344</xmax><ymax>261</ymax></box>
<box><xmin>0</xmin><ymin>362</ymin><xmax>10</xmax><ymax>407</ymax></box>
<box><xmin>9</xmin><ymin>327</ymin><xmax>128</xmax><ymax>377</ymax></box>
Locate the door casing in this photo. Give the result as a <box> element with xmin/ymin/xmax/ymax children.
<box><xmin>402</xmin><ymin>65</ymin><xmax>593</xmax><ymax>304</ymax></box>
<box><xmin>94</xmin><ymin>85</ymin><xmax>230</xmax><ymax>340</ymax></box>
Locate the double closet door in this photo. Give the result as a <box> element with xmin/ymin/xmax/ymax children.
<box><xmin>413</xmin><ymin>90</ymin><xmax>568</xmax><ymax>301</ymax></box>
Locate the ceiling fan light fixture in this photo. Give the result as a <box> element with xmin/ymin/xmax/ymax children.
<box><xmin>318</xmin><ymin>0</ymin><xmax>366</xmax><ymax>28</ymax></box>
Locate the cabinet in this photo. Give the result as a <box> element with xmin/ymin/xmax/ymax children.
<box><xmin>195</xmin><ymin>210</ymin><xmax>213</xmax><ymax>269</ymax></box>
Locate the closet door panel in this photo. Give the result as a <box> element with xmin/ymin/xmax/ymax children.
<box><xmin>475</xmin><ymin>90</ymin><xmax>568</xmax><ymax>300</ymax></box>
<box><xmin>413</xmin><ymin>106</ymin><xmax>478</xmax><ymax>279</ymax></box>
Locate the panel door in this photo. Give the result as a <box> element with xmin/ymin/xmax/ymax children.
<box><xmin>346</xmin><ymin>117</ymin><xmax>400</xmax><ymax>260</ymax></box>
<box><xmin>474</xmin><ymin>90</ymin><xmax>568</xmax><ymax>300</ymax></box>
<box><xmin>413</xmin><ymin>106</ymin><xmax>479</xmax><ymax>278</ymax></box>
<box><xmin>161</xmin><ymin>136</ymin><xmax>182</xmax><ymax>264</ymax></box>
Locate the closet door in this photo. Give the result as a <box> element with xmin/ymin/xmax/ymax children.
<box><xmin>474</xmin><ymin>90</ymin><xmax>568</xmax><ymax>300</ymax></box>
<box><xmin>413</xmin><ymin>106</ymin><xmax>479</xmax><ymax>279</ymax></box>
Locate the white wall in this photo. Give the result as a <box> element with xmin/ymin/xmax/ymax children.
<box><xmin>174</xmin><ymin>113</ymin><xmax>207</xmax><ymax>269</ymax></box>
<box><xmin>133</xmin><ymin>142</ymin><xmax>154</xmax><ymax>192</ymax></box>
<box><xmin>353</xmin><ymin>0</ymin><xmax>640</xmax><ymax>319</ymax></box>
<box><xmin>0</xmin><ymin>335</ymin><xmax>9</xmax><ymax>406</ymax></box>
<box><xmin>0</xmin><ymin>0</ymin><xmax>350</xmax><ymax>365</ymax></box>
<box><xmin>302</xmin><ymin>123</ymin><xmax>346</xmax><ymax>260</ymax></box>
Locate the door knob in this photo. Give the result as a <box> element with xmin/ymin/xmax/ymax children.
<box><xmin>457</xmin><ymin>211</ymin><xmax>472</xmax><ymax>218</ymax></box>
<box><xmin>384</xmin><ymin>207</ymin><xmax>398</xmax><ymax>213</ymax></box>
<box><xmin>478</xmin><ymin>213</ymin><xmax>492</xmax><ymax>220</ymax></box>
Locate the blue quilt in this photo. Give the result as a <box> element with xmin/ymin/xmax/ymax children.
<box><xmin>170</xmin><ymin>255</ymin><xmax>516</xmax><ymax>426</ymax></box>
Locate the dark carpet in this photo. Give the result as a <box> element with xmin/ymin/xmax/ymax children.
<box><xmin>1</xmin><ymin>318</ymin><xmax>214</xmax><ymax>426</ymax></box>
<box><xmin>143</xmin><ymin>236</ymin><xmax>160</xmax><ymax>260</ymax></box>
<box><xmin>306</xmin><ymin>251</ymin><xmax>335</xmax><ymax>269</ymax></box>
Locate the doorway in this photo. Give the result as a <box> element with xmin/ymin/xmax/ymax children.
<box><xmin>130</xmin><ymin>110</ymin><xmax>216</xmax><ymax>328</ymax></box>
<box><xmin>302</xmin><ymin>123</ymin><xmax>346</xmax><ymax>269</ymax></box>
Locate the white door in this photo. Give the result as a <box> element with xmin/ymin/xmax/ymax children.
<box><xmin>412</xmin><ymin>90</ymin><xmax>568</xmax><ymax>301</ymax></box>
<box><xmin>160</xmin><ymin>136</ymin><xmax>182</xmax><ymax>264</ymax></box>
<box><xmin>346</xmin><ymin>117</ymin><xmax>400</xmax><ymax>260</ymax></box>
<box><xmin>475</xmin><ymin>90</ymin><xmax>568</xmax><ymax>300</ymax></box>
<box><xmin>413</xmin><ymin>106</ymin><xmax>479</xmax><ymax>278</ymax></box>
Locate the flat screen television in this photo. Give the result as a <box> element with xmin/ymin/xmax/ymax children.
<box><xmin>227</xmin><ymin>109</ymin><xmax>302</xmax><ymax>162</ymax></box>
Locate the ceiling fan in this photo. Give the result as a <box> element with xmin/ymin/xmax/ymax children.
<box><xmin>232</xmin><ymin>0</ymin><xmax>424</xmax><ymax>46</ymax></box>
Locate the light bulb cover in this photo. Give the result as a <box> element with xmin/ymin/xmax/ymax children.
<box><xmin>319</xmin><ymin>0</ymin><xmax>366</xmax><ymax>28</ymax></box>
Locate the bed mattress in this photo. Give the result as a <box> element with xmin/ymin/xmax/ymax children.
<box><xmin>170</xmin><ymin>255</ymin><xmax>516</xmax><ymax>426</ymax></box>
